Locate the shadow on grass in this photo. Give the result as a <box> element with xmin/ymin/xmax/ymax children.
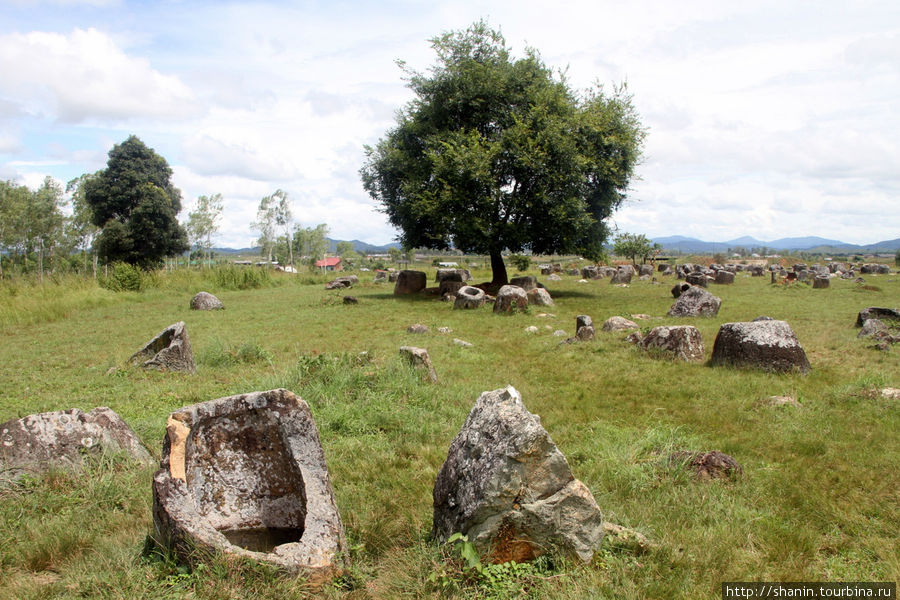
<box><xmin>545</xmin><ymin>289</ymin><xmax>596</xmax><ymax>299</ymax></box>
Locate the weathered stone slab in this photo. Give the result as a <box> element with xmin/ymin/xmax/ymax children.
<box><xmin>454</xmin><ymin>286</ymin><xmax>486</xmax><ymax>309</ymax></box>
<box><xmin>669</xmin><ymin>451</ymin><xmax>742</xmax><ymax>480</ymax></box>
<box><xmin>640</xmin><ymin>325</ymin><xmax>704</xmax><ymax>361</ymax></box>
<box><xmin>394</xmin><ymin>270</ymin><xmax>427</xmax><ymax>295</ymax></box>
<box><xmin>526</xmin><ymin>287</ymin><xmax>554</xmax><ymax>306</ymax></box>
<box><xmin>152</xmin><ymin>389</ymin><xmax>346</xmax><ymax>585</ymax></box>
<box><xmin>493</xmin><ymin>285</ymin><xmax>528</xmax><ymax>314</ymax></box>
<box><xmin>432</xmin><ymin>386</ymin><xmax>603</xmax><ymax>563</ymax></box>
<box><xmin>509</xmin><ymin>275</ymin><xmax>538</xmax><ymax>291</ymax></box>
<box><xmin>602</xmin><ymin>316</ymin><xmax>639</xmax><ymax>332</ymax></box>
<box><xmin>667</xmin><ymin>286</ymin><xmax>721</xmax><ymax>317</ymax></box>
<box><xmin>129</xmin><ymin>322</ymin><xmax>196</xmax><ymax>373</ymax></box>
<box><xmin>1</xmin><ymin>407</ymin><xmax>152</xmax><ymax>479</ymax></box>
<box><xmin>856</xmin><ymin>307</ymin><xmax>900</xmax><ymax>327</ymax></box>
<box><xmin>400</xmin><ymin>346</ymin><xmax>438</xmax><ymax>383</ymax></box>
<box><xmin>710</xmin><ymin>320</ymin><xmax>811</xmax><ymax>373</ymax></box>
<box><xmin>191</xmin><ymin>291</ymin><xmax>224</xmax><ymax>310</ymax></box>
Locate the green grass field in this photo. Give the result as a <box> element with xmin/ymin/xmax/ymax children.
<box><xmin>1</xmin><ymin>264</ymin><xmax>898</xmax><ymax>599</ymax></box>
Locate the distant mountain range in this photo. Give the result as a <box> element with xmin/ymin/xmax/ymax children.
<box><xmin>214</xmin><ymin>235</ymin><xmax>900</xmax><ymax>257</ymax></box>
<box><xmin>650</xmin><ymin>235</ymin><xmax>900</xmax><ymax>254</ymax></box>
<box><xmin>212</xmin><ymin>238</ymin><xmax>397</xmax><ymax>256</ymax></box>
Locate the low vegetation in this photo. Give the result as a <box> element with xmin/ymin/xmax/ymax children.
<box><xmin>1</xmin><ymin>261</ymin><xmax>898</xmax><ymax>599</ymax></box>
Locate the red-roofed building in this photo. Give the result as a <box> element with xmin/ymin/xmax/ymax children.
<box><xmin>315</xmin><ymin>256</ymin><xmax>342</xmax><ymax>271</ymax></box>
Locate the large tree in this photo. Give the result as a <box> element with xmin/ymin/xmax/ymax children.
<box><xmin>613</xmin><ymin>232</ymin><xmax>661</xmax><ymax>266</ymax></box>
<box><xmin>360</xmin><ymin>21</ymin><xmax>645</xmax><ymax>285</ymax></box>
<box><xmin>84</xmin><ymin>135</ymin><xmax>189</xmax><ymax>268</ymax></box>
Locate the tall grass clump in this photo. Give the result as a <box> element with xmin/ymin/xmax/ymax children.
<box><xmin>98</xmin><ymin>262</ymin><xmax>144</xmax><ymax>292</ymax></box>
<box><xmin>0</xmin><ymin>273</ymin><xmax>121</xmax><ymax>330</ymax></box>
<box><xmin>212</xmin><ymin>265</ymin><xmax>274</xmax><ymax>290</ymax></box>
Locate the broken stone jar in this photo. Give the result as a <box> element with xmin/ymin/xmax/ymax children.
<box><xmin>152</xmin><ymin>389</ymin><xmax>346</xmax><ymax>584</ymax></box>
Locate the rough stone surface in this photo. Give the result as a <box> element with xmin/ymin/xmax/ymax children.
<box><xmin>407</xmin><ymin>323</ymin><xmax>429</xmax><ymax>334</ymax></box>
<box><xmin>671</xmin><ymin>282</ymin><xmax>691</xmax><ymax>298</ymax></box>
<box><xmin>576</xmin><ymin>326</ymin><xmax>595</xmax><ymax>341</ymax></box>
<box><xmin>881</xmin><ymin>388</ymin><xmax>900</xmax><ymax>400</ymax></box>
<box><xmin>399</xmin><ymin>346</ymin><xmax>438</xmax><ymax>383</ymax></box>
<box><xmin>152</xmin><ymin>389</ymin><xmax>347</xmax><ymax>584</ymax></box>
<box><xmin>602</xmin><ymin>316</ymin><xmax>639</xmax><ymax>332</ymax></box>
<box><xmin>576</xmin><ymin>315</ymin><xmax>593</xmax><ymax>331</ymax></box>
<box><xmin>435</xmin><ymin>268</ymin><xmax>472</xmax><ymax>283</ymax></box>
<box><xmin>685</xmin><ymin>272</ymin><xmax>709</xmax><ymax>287</ymax></box>
<box><xmin>610</xmin><ymin>269</ymin><xmax>632</xmax><ymax>285</ymax></box>
<box><xmin>454</xmin><ymin>286</ymin><xmax>486</xmax><ymax>309</ymax></box>
<box><xmin>1</xmin><ymin>407</ymin><xmax>152</xmax><ymax>479</ymax></box>
<box><xmin>524</xmin><ymin>326</ymin><xmax>539</xmax><ymax>334</ymax></box>
<box><xmin>342</xmin><ymin>296</ymin><xmax>358</xmax><ymax>305</ymax></box>
<box><xmin>432</xmin><ymin>386</ymin><xmax>604</xmax><ymax>563</ymax></box>
<box><xmin>858</xmin><ymin>319</ymin><xmax>888</xmax><ymax>338</ymax></box>
<box><xmin>812</xmin><ymin>276</ymin><xmax>830</xmax><ymax>289</ymax></box>
<box><xmin>453</xmin><ymin>338</ymin><xmax>473</xmax><ymax>348</ymax></box>
<box><xmin>710</xmin><ymin>320</ymin><xmax>811</xmax><ymax>373</ymax></box>
<box><xmin>669</xmin><ymin>451</ymin><xmax>742</xmax><ymax>480</ymax></box>
<box><xmin>191</xmin><ymin>291</ymin><xmax>224</xmax><ymax>311</ymax></box>
<box><xmin>714</xmin><ymin>271</ymin><xmax>735</xmax><ymax>285</ymax></box>
<box><xmin>639</xmin><ymin>326</ymin><xmax>704</xmax><ymax>361</ymax></box>
<box><xmin>527</xmin><ymin>287</ymin><xmax>554</xmax><ymax>306</ymax></box>
<box><xmin>856</xmin><ymin>307</ymin><xmax>900</xmax><ymax>327</ymax></box>
<box><xmin>494</xmin><ymin>285</ymin><xmax>528</xmax><ymax>314</ymax></box>
<box><xmin>667</xmin><ymin>286</ymin><xmax>722</xmax><ymax>318</ymax></box>
<box><xmin>509</xmin><ymin>275</ymin><xmax>538</xmax><ymax>291</ymax></box>
<box><xmin>394</xmin><ymin>270</ymin><xmax>427</xmax><ymax>295</ymax></box>
<box><xmin>130</xmin><ymin>322</ymin><xmax>196</xmax><ymax>373</ymax></box>
<box><xmin>439</xmin><ymin>280</ymin><xmax>466</xmax><ymax>296</ymax></box>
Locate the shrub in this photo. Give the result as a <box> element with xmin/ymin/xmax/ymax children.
<box><xmin>99</xmin><ymin>262</ymin><xmax>143</xmax><ymax>292</ymax></box>
<box><xmin>212</xmin><ymin>265</ymin><xmax>272</xmax><ymax>290</ymax></box>
<box><xmin>508</xmin><ymin>253</ymin><xmax>531</xmax><ymax>272</ymax></box>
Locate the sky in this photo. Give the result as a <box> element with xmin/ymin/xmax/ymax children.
<box><xmin>1</xmin><ymin>0</ymin><xmax>898</xmax><ymax>248</ymax></box>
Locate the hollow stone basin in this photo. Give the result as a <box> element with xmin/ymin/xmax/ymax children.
<box><xmin>152</xmin><ymin>389</ymin><xmax>346</xmax><ymax>584</ymax></box>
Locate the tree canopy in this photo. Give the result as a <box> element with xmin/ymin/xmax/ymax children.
<box><xmin>360</xmin><ymin>21</ymin><xmax>645</xmax><ymax>285</ymax></box>
<box><xmin>186</xmin><ymin>193</ymin><xmax>224</xmax><ymax>267</ymax></box>
<box><xmin>84</xmin><ymin>136</ymin><xmax>189</xmax><ymax>268</ymax></box>
<box><xmin>613</xmin><ymin>232</ymin><xmax>661</xmax><ymax>265</ymax></box>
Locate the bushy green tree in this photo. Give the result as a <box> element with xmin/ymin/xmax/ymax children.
<box><xmin>613</xmin><ymin>232</ymin><xmax>661</xmax><ymax>266</ymax></box>
<box><xmin>361</xmin><ymin>21</ymin><xmax>645</xmax><ymax>285</ymax></box>
<box><xmin>292</xmin><ymin>224</ymin><xmax>329</xmax><ymax>270</ymax></box>
<box><xmin>84</xmin><ymin>136</ymin><xmax>189</xmax><ymax>268</ymax></box>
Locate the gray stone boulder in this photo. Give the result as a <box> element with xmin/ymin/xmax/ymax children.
<box><xmin>130</xmin><ymin>322</ymin><xmax>196</xmax><ymax>373</ymax></box>
<box><xmin>667</xmin><ymin>286</ymin><xmax>722</xmax><ymax>317</ymax></box>
<box><xmin>152</xmin><ymin>389</ymin><xmax>346</xmax><ymax>585</ymax></box>
<box><xmin>493</xmin><ymin>285</ymin><xmax>528</xmax><ymax>314</ymax></box>
<box><xmin>856</xmin><ymin>307</ymin><xmax>900</xmax><ymax>327</ymax></box>
<box><xmin>610</xmin><ymin>268</ymin><xmax>632</xmax><ymax>285</ymax></box>
<box><xmin>858</xmin><ymin>318</ymin><xmax>889</xmax><ymax>338</ymax></box>
<box><xmin>526</xmin><ymin>287</ymin><xmax>554</xmax><ymax>307</ymax></box>
<box><xmin>400</xmin><ymin>346</ymin><xmax>438</xmax><ymax>383</ymax></box>
<box><xmin>190</xmin><ymin>291</ymin><xmax>224</xmax><ymax>310</ymax></box>
<box><xmin>860</xmin><ymin>264</ymin><xmax>890</xmax><ymax>274</ymax></box>
<box><xmin>671</xmin><ymin>282</ymin><xmax>691</xmax><ymax>298</ymax></box>
<box><xmin>407</xmin><ymin>323</ymin><xmax>429</xmax><ymax>334</ymax></box>
<box><xmin>373</xmin><ymin>270</ymin><xmax>388</xmax><ymax>282</ymax></box>
<box><xmin>639</xmin><ymin>326</ymin><xmax>704</xmax><ymax>361</ymax></box>
<box><xmin>710</xmin><ymin>320</ymin><xmax>811</xmax><ymax>373</ymax></box>
<box><xmin>602</xmin><ymin>316</ymin><xmax>639</xmax><ymax>332</ymax></box>
<box><xmin>436</xmin><ymin>268</ymin><xmax>472</xmax><ymax>283</ymax></box>
<box><xmin>685</xmin><ymin>272</ymin><xmax>709</xmax><ymax>287</ymax></box>
<box><xmin>439</xmin><ymin>280</ymin><xmax>466</xmax><ymax>296</ymax></box>
<box><xmin>432</xmin><ymin>386</ymin><xmax>603</xmax><ymax>563</ymax></box>
<box><xmin>454</xmin><ymin>286</ymin><xmax>486</xmax><ymax>309</ymax></box>
<box><xmin>509</xmin><ymin>275</ymin><xmax>538</xmax><ymax>291</ymax></box>
<box><xmin>394</xmin><ymin>270</ymin><xmax>427</xmax><ymax>295</ymax></box>
<box><xmin>812</xmin><ymin>276</ymin><xmax>830</xmax><ymax>289</ymax></box>
<box><xmin>714</xmin><ymin>270</ymin><xmax>735</xmax><ymax>285</ymax></box>
<box><xmin>1</xmin><ymin>407</ymin><xmax>152</xmax><ymax>480</ymax></box>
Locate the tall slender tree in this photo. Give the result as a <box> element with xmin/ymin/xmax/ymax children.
<box><xmin>252</xmin><ymin>194</ymin><xmax>277</xmax><ymax>263</ymax></box>
<box><xmin>186</xmin><ymin>193</ymin><xmax>224</xmax><ymax>267</ymax></box>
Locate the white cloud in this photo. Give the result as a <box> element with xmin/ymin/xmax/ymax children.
<box><xmin>0</xmin><ymin>28</ymin><xmax>199</xmax><ymax>123</ymax></box>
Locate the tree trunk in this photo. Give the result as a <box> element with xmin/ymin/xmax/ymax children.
<box><xmin>489</xmin><ymin>249</ymin><xmax>508</xmax><ymax>286</ymax></box>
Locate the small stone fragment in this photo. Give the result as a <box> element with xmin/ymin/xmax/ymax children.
<box><xmin>399</xmin><ymin>346</ymin><xmax>438</xmax><ymax>383</ymax></box>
